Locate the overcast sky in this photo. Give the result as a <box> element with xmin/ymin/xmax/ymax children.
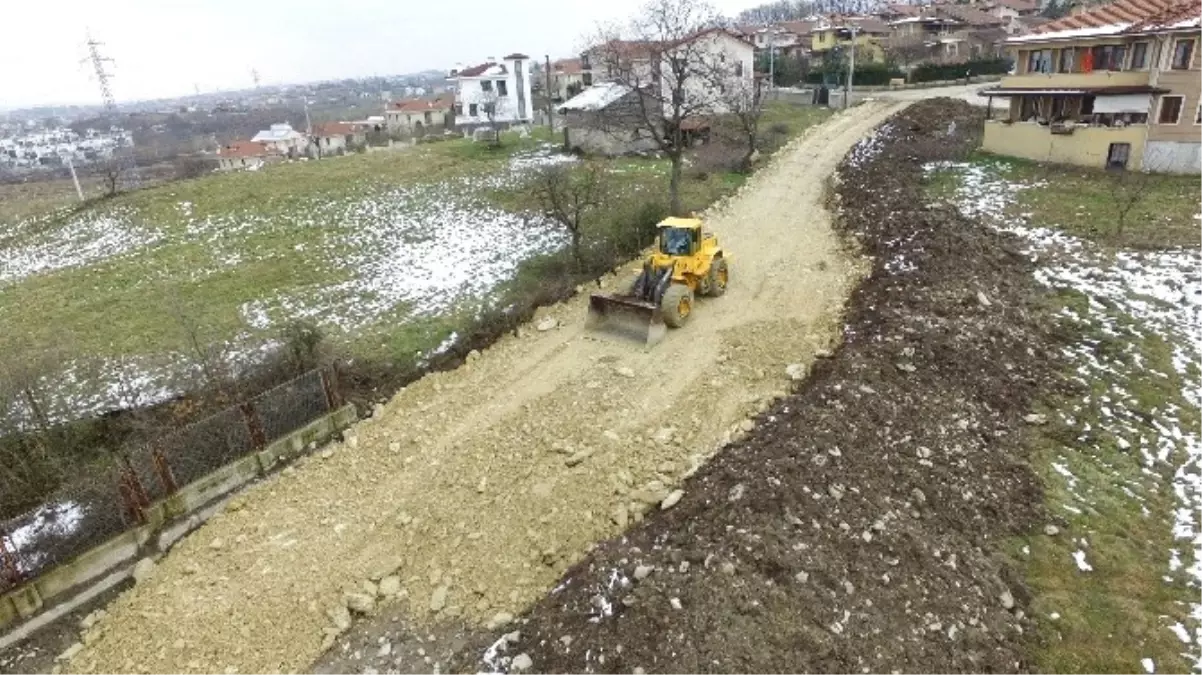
<box><xmin>0</xmin><ymin>0</ymin><xmax>765</xmax><ymax>109</ymax></box>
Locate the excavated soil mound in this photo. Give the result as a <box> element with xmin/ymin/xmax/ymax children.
<box><xmin>451</xmin><ymin>99</ymin><xmax>1067</xmax><ymax>674</ymax></box>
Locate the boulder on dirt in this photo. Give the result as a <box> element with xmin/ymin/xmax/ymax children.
<box><xmin>633</xmin><ymin>564</ymin><xmax>653</xmax><ymax>581</ymax></box>
<box><xmin>1023</xmin><ymin>413</ymin><xmax>1048</xmax><ymax>425</ymax></box>
<box><xmin>55</xmin><ymin>643</ymin><xmax>83</xmax><ymax>662</ymax></box>
<box><xmin>660</xmin><ymin>490</ymin><xmax>684</xmax><ymax>510</ymax></box>
<box><xmin>999</xmin><ymin>590</ymin><xmax>1016</xmax><ymax>610</ymax></box>
<box><xmin>132</xmin><ymin>557</ymin><xmax>156</xmax><ymax>584</ymax></box>
<box><xmin>487</xmin><ymin>611</ymin><xmax>514</xmax><ymax>630</ymax></box>
<box><xmin>785</xmin><ymin>364</ymin><xmax>807</xmax><ymax>381</ymax></box>
<box><xmin>976</xmin><ymin>290</ymin><xmax>992</xmax><ymax>307</ymax></box>
<box><xmin>614</xmin><ymin>366</ymin><xmax>636</xmax><ymax>378</ymax></box>
<box><xmin>564</xmin><ymin>449</ymin><xmax>594</xmax><ymax>467</ymax></box>
<box><xmin>537</xmin><ymin>317</ymin><xmax>558</xmax><ymax>332</ymax></box>
<box><xmin>378</xmin><ymin>575</ymin><xmax>401</xmax><ymax>597</ymax></box>
<box><xmin>1044</xmin><ymin>524</ymin><xmax>1060</xmax><ymax>536</ymax></box>
<box><xmin>344</xmin><ymin>592</ymin><xmax>376</xmax><ymax>615</ymax></box>
<box><xmin>430</xmin><ymin>585</ymin><xmax>449</xmax><ymax>612</ymax></box>
<box><xmin>511</xmin><ymin>653</ymin><xmax>534</xmax><ymax>672</ymax></box>
<box><xmin>79</xmin><ymin>609</ymin><xmax>106</xmax><ymax>630</ymax></box>
<box><xmin>326</xmin><ymin>605</ymin><xmax>350</xmax><ymax>629</ymax></box>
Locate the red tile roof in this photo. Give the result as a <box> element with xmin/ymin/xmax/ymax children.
<box><xmin>389</xmin><ymin>95</ymin><xmax>454</xmax><ymax>113</ymax></box>
<box><xmin>1127</xmin><ymin>0</ymin><xmax>1201</xmax><ymax>30</ymax></box>
<box><xmin>312</xmin><ymin>121</ymin><xmax>357</xmax><ymax>137</ymax></box>
<box><xmin>553</xmin><ymin>58</ymin><xmax>584</xmax><ymax>75</ymax></box>
<box><xmin>218</xmin><ymin>140</ymin><xmax>273</xmax><ymax>159</ymax></box>
<box><xmin>1034</xmin><ymin>0</ymin><xmax>1199</xmax><ymax>33</ymax></box>
<box><xmin>456</xmin><ymin>62</ymin><xmax>506</xmax><ymax>77</ymax></box>
<box><xmin>987</xmin><ymin>0</ymin><xmax>1039</xmax><ymax>12</ymax></box>
<box><xmin>937</xmin><ymin>5</ymin><xmax>1006</xmax><ymax>26</ymax></box>
<box><xmin>777</xmin><ymin>20</ymin><xmax>818</xmax><ymax>36</ymax></box>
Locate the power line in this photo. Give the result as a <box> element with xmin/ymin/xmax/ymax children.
<box><xmin>83</xmin><ymin>32</ymin><xmax>141</xmax><ymax>189</ymax></box>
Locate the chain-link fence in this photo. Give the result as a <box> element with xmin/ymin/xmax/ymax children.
<box><xmin>0</xmin><ymin>367</ymin><xmax>341</xmax><ymax>590</ymax></box>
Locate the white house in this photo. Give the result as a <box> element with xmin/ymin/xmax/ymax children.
<box><xmin>582</xmin><ymin>28</ymin><xmax>756</xmax><ymax>119</ymax></box>
<box><xmin>251</xmin><ymin>123</ymin><xmax>310</xmax><ymax>156</ymax></box>
<box><xmin>448</xmin><ymin>53</ymin><xmax>535</xmax><ymax>130</ymax></box>
<box><xmin>311</xmin><ymin>121</ymin><xmax>365</xmax><ymax>155</ymax></box>
<box><xmin>216</xmin><ymin>140</ymin><xmax>279</xmax><ymax>171</ymax></box>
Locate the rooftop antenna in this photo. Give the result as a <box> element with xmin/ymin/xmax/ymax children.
<box><xmin>83</xmin><ymin>31</ymin><xmax>140</xmax><ymax>189</ymax></box>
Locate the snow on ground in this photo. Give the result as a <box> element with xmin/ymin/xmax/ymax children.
<box><xmin>929</xmin><ymin>160</ymin><xmax>1202</xmax><ymax>660</ymax></box>
<box><xmin>0</xmin><ymin>145</ymin><xmax>576</xmax><ymax>426</ymax></box>
<box><xmin>5</xmin><ymin>501</ymin><xmax>84</xmax><ymax>573</ymax></box>
<box><xmin>235</xmin><ymin>146</ymin><xmax>571</xmax><ymax>332</ymax></box>
<box><xmin>0</xmin><ymin>207</ymin><xmax>162</xmax><ymax>285</ymax></box>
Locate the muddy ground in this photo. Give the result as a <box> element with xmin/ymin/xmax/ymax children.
<box><xmin>448</xmin><ymin>99</ymin><xmax>1069</xmax><ymax>674</ymax></box>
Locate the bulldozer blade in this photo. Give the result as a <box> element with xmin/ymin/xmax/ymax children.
<box><xmin>585</xmin><ymin>294</ymin><xmax>667</xmax><ymax>347</ymax></box>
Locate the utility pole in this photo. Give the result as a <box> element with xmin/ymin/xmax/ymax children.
<box><xmin>64</xmin><ymin>154</ymin><xmax>85</xmax><ymax>202</ymax></box>
<box><xmin>544</xmin><ymin>54</ymin><xmax>554</xmax><ymax>131</ymax></box>
<box><xmin>84</xmin><ymin>33</ymin><xmax>141</xmax><ymax>189</ymax></box>
<box><xmin>252</xmin><ymin>68</ymin><xmax>261</xmax><ymax>89</ymax></box>
<box><xmin>845</xmin><ymin>24</ymin><xmax>858</xmax><ymax>109</ymax></box>
<box><xmin>768</xmin><ymin>31</ymin><xmax>776</xmax><ymax>92</ymax></box>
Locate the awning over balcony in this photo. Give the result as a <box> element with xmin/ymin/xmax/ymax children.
<box><xmin>978</xmin><ymin>85</ymin><xmax>1168</xmax><ymax>96</ymax></box>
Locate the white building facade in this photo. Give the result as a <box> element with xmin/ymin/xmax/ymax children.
<box><xmin>448</xmin><ymin>53</ymin><xmax>535</xmax><ymax>130</ymax></box>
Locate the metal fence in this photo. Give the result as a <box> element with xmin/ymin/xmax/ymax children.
<box><xmin>0</xmin><ymin>367</ymin><xmax>342</xmax><ymax>590</ymax></box>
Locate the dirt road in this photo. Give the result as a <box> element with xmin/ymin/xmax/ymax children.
<box><xmin>64</xmin><ymin>100</ymin><xmax>905</xmax><ymax>674</ymax></box>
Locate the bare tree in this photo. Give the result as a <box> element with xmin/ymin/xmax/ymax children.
<box><xmin>166</xmin><ymin>287</ymin><xmax>234</xmax><ymax>400</ymax></box>
<box><xmin>885</xmin><ymin>39</ymin><xmax>934</xmax><ymax>72</ymax></box>
<box><xmin>480</xmin><ymin>89</ymin><xmax>503</xmax><ymax>147</ymax></box>
<box><xmin>529</xmin><ymin>162</ymin><xmax>610</xmax><ymax>268</ymax></box>
<box><xmin>1108</xmin><ymin>166</ymin><xmax>1155</xmax><ymax>237</ymax></box>
<box><xmin>712</xmin><ymin>72</ymin><xmax>765</xmax><ymax>171</ymax></box>
<box><xmin>98</xmin><ymin>157</ymin><xmax>122</xmax><ymax>197</ymax></box>
<box><xmin>591</xmin><ymin>0</ymin><xmax>735</xmax><ymax>215</ymax></box>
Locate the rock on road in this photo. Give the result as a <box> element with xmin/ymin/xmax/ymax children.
<box><xmin>64</xmin><ymin>100</ymin><xmax>907</xmax><ymax>674</ymax></box>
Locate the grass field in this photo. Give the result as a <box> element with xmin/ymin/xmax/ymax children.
<box><xmin>0</xmin><ymin>103</ymin><xmax>831</xmax><ymax>423</ymax></box>
<box><xmin>926</xmin><ymin>156</ymin><xmax>1201</xmax><ymax>673</ymax></box>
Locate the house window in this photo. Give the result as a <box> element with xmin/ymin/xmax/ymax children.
<box><xmin>582</xmin><ymin>72</ymin><xmax>593</xmax><ymax>86</ymax></box>
<box><xmin>1106</xmin><ymin>142</ymin><xmax>1130</xmax><ymax>169</ymax></box>
<box><xmin>1158</xmin><ymin>95</ymin><xmax>1183</xmax><ymax>124</ymax></box>
<box><xmin>424</xmin><ymin>111</ymin><xmax>432</xmax><ymax>124</ymax></box>
<box><xmin>734</xmin><ymin>61</ymin><xmax>744</xmax><ymax>77</ymax></box>
<box><xmin>454</xmin><ymin>103</ymin><xmax>463</xmax><ymax>116</ymax></box>
<box><xmin>1171</xmin><ymin>39</ymin><xmax>1194</xmax><ymax>69</ymax></box>
<box><xmin>1027</xmin><ymin>49</ymin><xmax>1052</xmax><ymax>73</ymax></box>
<box><xmin>469</xmin><ymin>103</ymin><xmax>478</xmax><ymax>117</ymax></box>
<box><xmin>481</xmin><ymin>80</ymin><xmax>493</xmax><ymax>92</ymax></box>
<box><xmin>1058</xmin><ymin>47</ymin><xmax>1074</xmax><ymax>73</ymax></box>
<box><xmin>1196</xmin><ymin>103</ymin><xmax>1202</xmax><ymax>124</ymax></box>
<box><xmin>497</xmin><ymin>80</ymin><xmax>508</xmax><ymax>96</ymax></box>
<box><xmin>1090</xmin><ymin>45</ymin><xmax>1124</xmax><ymax>71</ymax></box>
<box><xmin>1130</xmin><ymin>42</ymin><xmax>1148</xmax><ymax>69</ymax></box>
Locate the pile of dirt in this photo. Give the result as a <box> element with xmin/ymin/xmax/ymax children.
<box><xmin>450</xmin><ymin>99</ymin><xmax>1068</xmax><ymax>674</ymax></box>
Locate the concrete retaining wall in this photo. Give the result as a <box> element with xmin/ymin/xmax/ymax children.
<box><xmin>0</xmin><ymin>404</ymin><xmax>357</xmax><ymax>645</ymax></box>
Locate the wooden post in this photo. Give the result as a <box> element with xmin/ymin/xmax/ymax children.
<box><xmin>321</xmin><ymin>365</ymin><xmax>343</xmax><ymax>410</ymax></box>
<box><xmin>0</xmin><ymin>531</ymin><xmax>23</xmax><ymax>588</ymax></box>
<box><xmin>240</xmin><ymin>401</ymin><xmax>268</xmax><ymax>449</ymax></box>
<box><xmin>151</xmin><ymin>444</ymin><xmax>178</xmax><ymax>495</ymax></box>
<box><xmin>545</xmin><ymin>54</ymin><xmax>554</xmax><ymax>130</ymax></box>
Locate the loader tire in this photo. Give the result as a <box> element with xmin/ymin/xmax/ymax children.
<box><xmin>706</xmin><ymin>258</ymin><xmax>728</xmax><ymax>297</ymax></box>
<box><xmin>661</xmin><ymin>284</ymin><xmax>693</xmax><ymax>328</ymax></box>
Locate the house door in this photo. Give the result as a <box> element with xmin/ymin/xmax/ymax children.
<box><xmin>1106</xmin><ymin>142</ymin><xmax>1130</xmax><ymax>169</ymax></box>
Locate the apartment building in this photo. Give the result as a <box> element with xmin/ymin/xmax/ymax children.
<box><xmin>979</xmin><ymin>0</ymin><xmax>1200</xmax><ymax>173</ymax></box>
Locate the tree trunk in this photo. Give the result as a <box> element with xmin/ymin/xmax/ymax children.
<box><xmin>668</xmin><ymin>154</ymin><xmax>683</xmax><ymax>216</ymax></box>
<box><xmin>571</xmin><ymin>228</ymin><xmax>583</xmax><ymax>269</ymax></box>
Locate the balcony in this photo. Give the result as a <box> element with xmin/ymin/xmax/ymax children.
<box><xmin>999</xmin><ymin>70</ymin><xmax>1150</xmax><ymax>90</ymax></box>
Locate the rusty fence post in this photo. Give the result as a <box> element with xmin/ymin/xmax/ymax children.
<box><xmin>320</xmin><ymin>365</ymin><xmax>343</xmax><ymax>411</ymax></box>
<box><xmin>0</xmin><ymin>530</ymin><xmax>23</xmax><ymax>589</ymax></box>
<box><xmin>151</xmin><ymin>443</ymin><xmax>179</xmax><ymax>496</ymax></box>
<box><xmin>241</xmin><ymin>401</ymin><xmax>267</xmax><ymax>450</ymax></box>
<box><xmin>117</xmin><ymin>460</ymin><xmax>149</xmax><ymax>526</ymax></box>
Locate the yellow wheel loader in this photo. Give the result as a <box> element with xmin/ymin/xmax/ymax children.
<box><xmin>585</xmin><ymin>217</ymin><xmax>728</xmax><ymax>346</ymax></box>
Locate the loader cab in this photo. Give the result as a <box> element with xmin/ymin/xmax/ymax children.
<box><xmin>657</xmin><ymin>217</ymin><xmax>704</xmax><ymax>257</ymax></box>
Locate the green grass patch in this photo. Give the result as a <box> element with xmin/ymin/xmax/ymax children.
<box><xmin>974</xmin><ymin>151</ymin><xmax>1200</xmax><ymax>250</ymax></box>
<box><xmin>1014</xmin><ymin>290</ymin><xmax>1198</xmax><ymax>674</ymax></box>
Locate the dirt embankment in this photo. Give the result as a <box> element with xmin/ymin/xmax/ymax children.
<box><xmin>57</xmin><ymin>102</ymin><xmax>903</xmax><ymax>675</ymax></box>
<box><xmin>450</xmin><ymin>99</ymin><xmax>1068</xmax><ymax>674</ymax></box>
